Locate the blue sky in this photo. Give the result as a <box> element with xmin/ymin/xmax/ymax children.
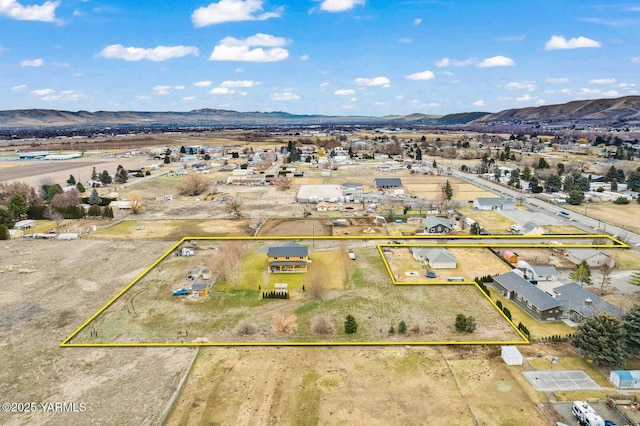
<box><xmin>1</xmin><ymin>0</ymin><xmax>639</xmax><ymax>115</ymax></box>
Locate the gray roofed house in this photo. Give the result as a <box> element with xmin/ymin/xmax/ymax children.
<box><xmin>521</xmin><ymin>221</ymin><xmax>547</xmax><ymax>235</ymax></box>
<box><xmin>565</xmin><ymin>248</ymin><xmax>615</xmax><ymax>268</ymax></box>
<box><xmin>492</xmin><ymin>271</ymin><xmax>562</xmax><ymax>321</ymax></box>
<box><xmin>554</xmin><ymin>282</ymin><xmax>624</xmax><ymax>323</ymax></box>
<box><xmin>267</xmin><ymin>242</ymin><xmax>309</xmax><ymax>273</ymax></box>
<box><xmin>473</xmin><ymin>197</ymin><xmax>515</xmax><ymax>211</ymax></box>
<box><xmin>525</xmin><ymin>265</ymin><xmax>558</xmax><ymax>282</ymax></box>
<box><xmin>374</xmin><ymin>178</ymin><xmax>402</xmax><ymax>189</ymax></box>
<box><xmin>421</xmin><ymin>217</ymin><xmax>454</xmax><ymax>234</ymax></box>
<box><xmin>410</xmin><ymin>247</ymin><xmax>456</xmax><ymax>269</ymax></box>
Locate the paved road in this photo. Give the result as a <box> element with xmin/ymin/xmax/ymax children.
<box><xmin>452</xmin><ymin>169</ymin><xmax>640</xmax><ymax>249</ymax></box>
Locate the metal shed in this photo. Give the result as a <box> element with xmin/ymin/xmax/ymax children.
<box><xmin>610</xmin><ymin>370</ymin><xmax>640</xmax><ymax>389</ymax></box>
<box><xmin>501</xmin><ymin>345</ymin><xmax>523</xmax><ymax>366</ymax></box>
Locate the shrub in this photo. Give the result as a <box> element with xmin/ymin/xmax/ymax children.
<box><xmin>398</xmin><ymin>320</ymin><xmax>407</xmax><ymax>334</ymax></box>
<box><xmin>234</xmin><ymin>320</ymin><xmax>258</xmax><ymax>336</ymax></box>
<box><xmin>272</xmin><ymin>313</ymin><xmax>297</xmax><ymax>336</ymax></box>
<box><xmin>311</xmin><ymin>315</ymin><xmax>335</xmax><ymax>335</ymax></box>
<box><xmin>0</xmin><ymin>224</ymin><xmax>8</xmax><ymax>240</ymax></box>
<box><xmin>614</xmin><ymin>197</ymin><xmax>630</xmax><ymax>205</ymax></box>
<box><xmin>344</xmin><ymin>314</ymin><xmax>358</xmax><ymax>334</ymax></box>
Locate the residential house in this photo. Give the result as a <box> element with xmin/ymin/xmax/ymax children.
<box><xmin>554</xmin><ymin>282</ymin><xmax>624</xmax><ymax>323</ymax></box>
<box><xmin>374</xmin><ymin>178</ymin><xmax>402</xmax><ymax>190</ymax></box>
<box><xmin>421</xmin><ymin>216</ymin><xmax>454</xmax><ymax>234</ymax></box>
<box><xmin>521</xmin><ymin>221</ymin><xmax>547</xmax><ymax>235</ymax></box>
<box><xmin>267</xmin><ymin>242</ymin><xmax>309</xmax><ymax>273</ymax></box>
<box><xmin>473</xmin><ymin>197</ymin><xmax>515</xmax><ymax>211</ymax></box>
<box><xmin>492</xmin><ymin>271</ymin><xmax>563</xmax><ymax>321</ymax></box>
<box><xmin>191</xmin><ymin>281</ymin><xmax>211</xmax><ymax>296</ymax></box>
<box><xmin>410</xmin><ymin>247</ymin><xmax>457</xmax><ymax>269</ymax></box>
<box><xmin>342</xmin><ymin>182</ymin><xmax>364</xmax><ymax>192</ymax></box>
<box><xmin>565</xmin><ymin>248</ymin><xmax>615</xmax><ymax>268</ymax></box>
<box><xmin>525</xmin><ymin>265</ymin><xmax>558</xmax><ymax>282</ymax></box>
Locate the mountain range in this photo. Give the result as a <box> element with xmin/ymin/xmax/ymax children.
<box><xmin>1</xmin><ymin>96</ymin><xmax>639</xmax><ymax>128</ymax></box>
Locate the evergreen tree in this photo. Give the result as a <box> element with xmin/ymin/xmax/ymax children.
<box><xmin>76</xmin><ymin>182</ymin><xmax>86</xmax><ymax>193</ymax></box>
<box><xmin>557</xmin><ymin>163</ymin><xmax>565</xmax><ymax>175</ymax></box>
<box><xmin>99</xmin><ymin>170</ymin><xmax>112</xmax><ymax>185</ymax></box>
<box><xmin>432</xmin><ymin>159</ymin><xmax>437</xmax><ymax>168</ymax></box>
<box><xmin>624</xmin><ymin>305</ymin><xmax>640</xmax><ymax>356</ymax></box>
<box><xmin>46</xmin><ymin>184</ymin><xmax>63</xmax><ymax>202</ymax></box>
<box><xmin>441</xmin><ymin>180</ymin><xmax>453</xmax><ymax>201</ymax></box>
<box><xmin>611</xmin><ymin>179</ymin><xmax>618</xmax><ymax>192</ymax></box>
<box><xmin>66</xmin><ymin>174</ymin><xmax>76</xmax><ymax>186</ymax></box>
<box><xmin>544</xmin><ymin>174</ymin><xmax>562</xmax><ymax>193</ymax></box>
<box><xmin>91</xmin><ymin>166</ymin><xmax>98</xmax><ymax>181</ymax></box>
<box><xmin>0</xmin><ymin>208</ymin><xmax>15</xmax><ymax>228</ymax></box>
<box><xmin>415</xmin><ymin>147</ymin><xmax>422</xmax><ymax>161</ymax></box>
<box><xmin>8</xmin><ymin>194</ymin><xmax>29</xmax><ymax>220</ymax></box>
<box><xmin>521</xmin><ymin>167</ymin><xmax>532</xmax><ymax>181</ymax></box>
<box><xmin>115</xmin><ymin>167</ymin><xmax>128</xmax><ymax>184</ymax></box>
<box><xmin>0</xmin><ymin>224</ymin><xmax>8</xmax><ymax>240</ymax></box>
<box><xmin>88</xmin><ymin>189</ymin><xmax>102</xmax><ymax>205</ymax></box>
<box><xmin>344</xmin><ymin>314</ymin><xmax>358</xmax><ymax>334</ymax></box>
<box><xmin>180</xmin><ymin>145</ymin><xmax>187</xmax><ymax>154</ymax></box>
<box><xmin>398</xmin><ymin>320</ymin><xmax>407</xmax><ymax>334</ymax></box>
<box><xmin>605</xmin><ymin>166</ymin><xmax>618</xmax><ymax>182</ymax></box>
<box><xmin>529</xmin><ymin>177</ymin><xmax>543</xmax><ymax>193</ymax></box>
<box><xmin>454</xmin><ymin>314</ymin><xmax>477</xmax><ymax>333</ymax></box>
<box><xmin>627</xmin><ymin>170</ymin><xmax>640</xmax><ymax>191</ymax></box>
<box><xmin>567</xmin><ymin>189</ymin><xmax>584</xmax><ymax>205</ymax></box>
<box><xmin>570</xmin><ymin>314</ymin><xmax>627</xmax><ymax>366</ymax></box>
<box><xmin>536</xmin><ymin>157</ymin><xmax>550</xmax><ymax>169</ymax></box>
<box><xmin>571</xmin><ymin>260</ymin><xmax>592</xmax><ymax>285</ymax></box>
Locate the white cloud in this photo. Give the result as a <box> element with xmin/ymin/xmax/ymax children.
<box><xmin>319</xmin><ymin>82</ymin><xmax>329</xmax><ymax>91</ymax></box>
<box><xmin>41</xmin><ymin>89</ymin><xmax>88</xmax><ymax>101</ymax></box>
<box><xmin>618</xmin><ymin>83</ymin><xmax>636</xmax><ymax>88</ymax></box>
<box><xmin>395</xmin><ymin>95</ymin><xmax>404</xmax><ymax>100</ymax></box>
<box><xmin>413</xmin><ymin>18</ymin><xmax>422</xmax><ymax>26</ymax></box>
<box><xmin>589</xmin><ymin>78</ymin><xmax>615</xmax><ymax>85</ymax></box>
<box><xmin>72</xmin><ymin>8</ymin><xmax>83</xmax><ymax>16</ymax></box>
<box><xmin>499</xmin><ymin>34</ymin><xmax>526</xmax><ymax>41</ymax></box>
<box><xmin>153</xmin><ymin>85</ymin><xmax>171</xmax><ymax>95</ymax></box>
<box><xmin>473</xmin><ymin>100</ymin><xmax>485</xmax><ymax>107</ymax></box>
<box><xmin>136</xmin><ymin>95</ymin><xmax>151</xmax><ymax>101</ymax></box>
<box><xmin>0</xmin><ymin>0</ymin><xmax>59</xmax><ymax>22</ymax></box>
<box><xmin>505</xmin><ymin>81</ymin><xmax>536</xmax><ymax>91</ymax></box>
<box><xmin>319</xmin><ymin>0</ymin><xmax>365</xmax><ymax>13</ymax></box>
<box><xmin>579</xmin><ymin>88</ymin><xmax>601</xmax><ymax>96</ymax></box>
<box><xmin>174</xmin><ymin>85</ymin><xmax>186</xmax><ymax>90</ymax></box>
<box><xmin>209</xmin><ymin>33</ymin><xmax>289</xmax><ymax>62</ymax></box>
<box><xmin>300</xmin><ymin>54</ymin><xmax>309</xmax><ymax>61</ymax></box>
<box><xmin>235</xmin><ymin>67</ymin><xmax>244</xmax><ymax>73</ymax></box>
<box><xmin>349</xmin><ymin>97</ymin><xmax>357</xmax><ymax>102</ymax></box>
<box><xmin>30</xmin><ymin>88</ymin><xmax>54</xmax><ymax>96</ymax></box>
<box><xmin>631</xmin><ymin>57</ymin><xmax>640</xmax><ymax>63</ymax></box>
<box><xmin>11</xmin><ymin>84</ymin><xmax>27</xmax><ymax>91</ymax></box>
<box><xmin>516</xmin><ymin>94</ymin><xmax>532</xmax><ymax>102</ymax></box>
<box><xmin>182</xmin><ymin>96</ymin><xmax>196</xmax><ymax>101</ymax></box>
<box><xmin>192</xmin><ymin>0</ymin><xmax>282</xmax><ymax>27</ymax></box>
<box><xmin>559</xmin><ymin>88</ymin><xmax>571</xmax><ymax>94</ymax></box>
<box><xmin>537</xmin><ymin>99</ymin><xmax>546</xmax><ymax>105</ymax></box>
<box><xmin>271</xmin><ymin>91</ymin><xmax>300</xmax><ymax>101</ymax></box>
<box><xmin>355</xmin><ymin>76</ymin><xmax>390</xmax><ymax>87</ymax></box>
<box><xmin>397</xmin><ymin>37</ymin><xmax>412</xmax><ymax>44</ymax></box>
<box><xmin>405</xmin><ymin>70</ymin><xmax>435</xmax><ymax>81</ymax></box>
<box><xmin>194</xmin><ymin>80</ymin><xmax>212</xmax><ymax>87</ymax></box>
<box><xmin>210</xmin><ymin>87</ymin><xmax>232</xmax><ymax>94</ymax></box>
<box><xmin>334</xmin><ymin>89</ymin><xmax>355</xmax><ymax>95</ymax></box>
<box><xmin>477</xmin><ymin>55</ymin><xmax>515</xmax><ymax>67</ymax></box>
<box><xmin>546</xmin><ymin>77</ymin><xmax>569</xmax><ymax>84</ymax></box>
<box><xmin>220</xmin><ymin>79</ymin><xmax>261</xmax><ymax>88</ymax></box>
<box><xmin>434</xmin><ymin>57</ymin><xmax>476</xmax><ymax>68</ymax></box>
<box><xmin>544</xmin><ymin>35</ymin><xmax>601</xmax><ymax>50</ymax></box>
<box><xmin>427</xmin><ymin>102</ymin><xmax>439</xmax><ymax>107</ymax></box>
<box><xmin>20</xmin><ymin>58</ymin><xmax>44</xmax><ymax>67</ymax></box>
<box><xmin>50</xmin><ymin>62</ymin><xmax>70</xmax><ymax>67</ymax></box>
<box><xmin>98</xmin><ymin>44</ymin><xmax>199</xmax><ymax>61</ymax></box>
<box><xmin>603</xmin><ymin>90</ymin><xmax>619</xmax><ymax>96</ymax></box>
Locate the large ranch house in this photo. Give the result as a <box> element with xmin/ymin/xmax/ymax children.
<box><xmin>267</xmin><ymin>242</ymin><xmax>309</xmax><ymax>273</ymax></box>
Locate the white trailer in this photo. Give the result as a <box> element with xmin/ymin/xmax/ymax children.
<box><xmin>571</xmin><ymin>401</ymin><xmax>605</xmax><ymax>426</ymax></box>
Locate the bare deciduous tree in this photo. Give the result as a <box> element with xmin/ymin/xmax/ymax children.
<box><xmin>177</xmin><ymin>174</ymin><xmax>210</xmax><ymax>196</ymax></box>
<box><xmin>0</xmin><ymin>181</ymin><xmax>40</xmax><ymax>206</ymax></box>
<box><xmin>44</xmin><ymin>205</ymin><xmax>64</xmax><ymax>231</ymax></box>
<box><xmin>307</xmin><ymin>262</ymin><xmax>327</xmax><ymax>300</ymax></box>
<box><xmin>272</xmin><ymin>313</ymin><xmax>297</xmax><ymax>336</ymax></box>
<box><xmin>311</xmin><ymin>314</ymin><xmax>335</xmax><ymax>335</ymax></box>
<box><xmin>225</xmin><ymin>198</ymin><xmax>243</xmax><ymax>218</ymax></box>
<box><xmin>220</xmin><ymin>241</ymin><xmax>247</xmax><ymax>290</ymax></box>
<box><xmin>51</xmin><ymin>189</ymin><xmax>81</xmax><ymax>208</ymax></box>
<box><xmin>275</xmin><ymin>176</ymin><xmax>293</xmax><ymax>191</ymax></box>
<box><xmin>128</xmin><ymin>193</ymin><xmax>146</xmax><ymax>214</ymax></box>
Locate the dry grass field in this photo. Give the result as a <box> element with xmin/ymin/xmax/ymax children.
<box><xmin>565</xmin><ymin>201</ymin><xmax>640</xmax><ymax>234</ymax></box>
<box><xmin>401</xmin><ymin>175</ymin><xmax>495</xmax><ymax>202</ymax></box>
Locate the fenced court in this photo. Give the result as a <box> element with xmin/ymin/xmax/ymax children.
<box><xmin>523</xmin><ymin>370</ymin><xmax>600</xmax><ymax>392</ymax></box>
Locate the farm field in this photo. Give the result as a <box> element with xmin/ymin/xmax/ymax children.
<box><xmin>402</xmin><ymin>175</ymin><xmax>495</xmax><ymax>201</ymax></box>
<box><xmin>68</xmin><ymin>238</ymin><xmax>525</xmax><ymax>346</ymax></box>
<box><xmin>565</xmin><ymin>202</ymin><xmax>640</xmax><ymax>235</ymax></box>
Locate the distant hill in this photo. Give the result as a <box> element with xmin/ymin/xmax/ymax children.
<box><xmin>473</xmin><ymin>96</ymin><xmax>640</xmax><ymax>124</ymax></box>
<box><xmin>1</xmin><ymin>95</ymin><xmax>639</xmax><ymax>128</ymax></box>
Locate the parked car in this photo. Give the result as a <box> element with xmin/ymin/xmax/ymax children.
<box><xmin>425</xmin><ymin>270</ymin><xmax>437</xmax><ymax>278</ymax></box>
<box><xmin>172</xmin><ymin>288</ymin><xmax>190</xmax><ymax>296</ymax></box>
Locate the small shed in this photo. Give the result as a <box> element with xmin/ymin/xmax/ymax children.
<box><xmin>274</xmin><ymin>283</ymin><xmax>289</xmax><ymax>296</ymax></box>
<box><xmin>609</xmin><ymin>370</ymin><xmax>640</xmax><ymax>389</ymax></box>
<box><xmin>502</xmin><ymin>250</ymin><xmax>518</xmax><ymax>263</ymax></box>
<box><xmin>501</xmin><ymin>345</ymin><xmax>523</xmax><ymax>366</ymax></box>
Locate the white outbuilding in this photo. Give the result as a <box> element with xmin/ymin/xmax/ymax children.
<box><xmin>501</xmin><ymin>345</ymin><xmax>523</xmax><ymax>366</ymax></box>
<box><xmin>610</xmin><ymin>370</ymin><xmax>640</xmax><ymax>389</ymax></box>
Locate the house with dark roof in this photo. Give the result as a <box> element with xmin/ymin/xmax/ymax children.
<box><xmin>410</xmin><ymin>247</ymin><xmax>457</xmax><ymax>269</ymax></box>
<box><xmin>492</xmin><ymin>271</ymin><xmax>563</xmax><ymax>321</ymax></box>
<box><xmin>554</xmin><ymin>282</ymin><xmax>624</xmax><ymax>323</ymax></box>
<box><xmin>421</xmin><ymin>217</ymin><xmax>454</xmax><ymax>234</ymax></box>
<box><xmin>267</xmin><ymin>242</ymin><xmax>309</xmax><ymax>273</ymax></box>
<box><xmin>521</xmin><ymin>221</ymin><xmax>547</xmax><ymax>235</ymax></box>
<box><xmin>473</xmin><ymin>197</ymin><xmax>515</xmax><ymax>211</ymax></box>
<box><xmin>374</xmin><ymin>177</ymin><xmax>402</xmax><ymax>190</ymax></box>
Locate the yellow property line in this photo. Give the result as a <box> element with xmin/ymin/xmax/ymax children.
<box><xmin>60</xmin><ymin>234</ymin><xmax>625</xmax><ymax>347</ymax></box>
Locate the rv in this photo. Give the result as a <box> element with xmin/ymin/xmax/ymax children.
<box><xmin>571</xmin><ymin>401</ymin><xmax>604</xmax><ymax>426</ymax></box>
